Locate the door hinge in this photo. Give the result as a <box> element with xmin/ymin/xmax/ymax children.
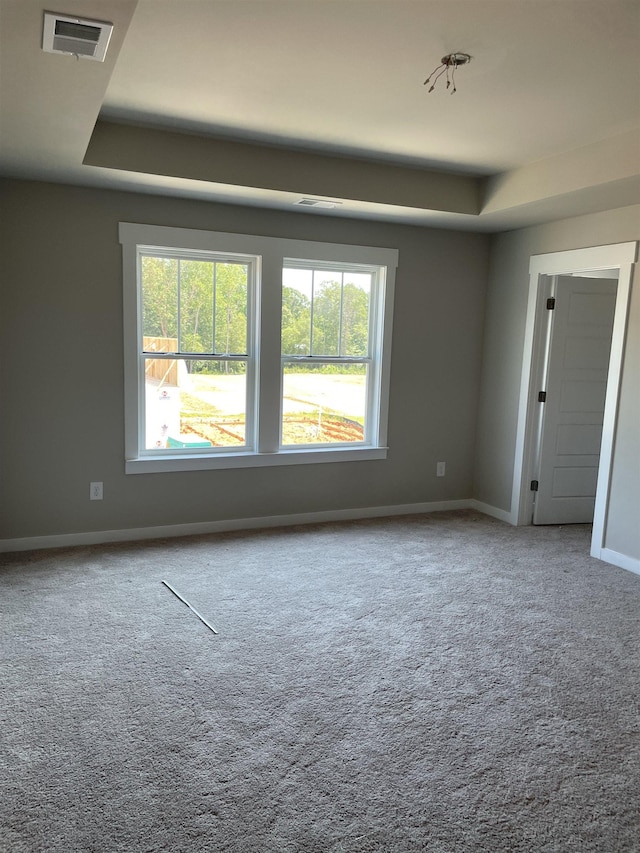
<box><xmin>546</xmin><ymin>297</ymin><xmax>556</xmax><ymax>310</ymax></box>
<box><xmin>530</xmin><ymin>480</ymin><xmax>539</xmax><ymax>491</ymax></box>
<box><xmin>538</xmin><ymin>391</ymin><xmax>546</xmax><ymax>402</ymax></box>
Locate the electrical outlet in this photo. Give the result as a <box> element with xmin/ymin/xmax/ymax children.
<box><xmin>436</xmin><ymin>461</ymin><xmax>446</xmax><ymax>477</ymax></box>
<box><xmin>90</xmin><ymin>481</ymin><xmax>103</xmax><ymax>500</ymax></box>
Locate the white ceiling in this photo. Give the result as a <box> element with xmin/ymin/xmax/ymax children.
<box><xmin>1</xmin><ymin>0</ymin><xmax>639</xmax><ymax>230</ymax></box>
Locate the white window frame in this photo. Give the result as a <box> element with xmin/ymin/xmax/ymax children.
<box><xmin>120</xmin><ymin>223</ymin><xmax>397</xmax><ymax>474</ymax></box>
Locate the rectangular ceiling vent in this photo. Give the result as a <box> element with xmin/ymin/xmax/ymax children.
<box><xmin>295</xmin><ymin>198</ymin><xmax>342</xmax><ymax>209</ymax></box>
<box><xmin>42</xmin><ymin>12</ymin><xmax>113</xmax><ymax>62</ymax></box>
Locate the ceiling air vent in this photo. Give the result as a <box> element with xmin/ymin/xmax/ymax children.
<box><xmin>42</xmin><ymin>12</ymin><xmax>113</xmax><ymax>62</ymax></box>
<box><xmin>295</xmin><ymin>199</ymin><xmax>342</xmax><ymax>209</ymax></box>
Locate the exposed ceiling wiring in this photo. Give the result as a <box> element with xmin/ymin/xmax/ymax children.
<box><xmin>424</xmin><ymin>53</ymin><xmax>472</xmax><ymax>94</ymax></box>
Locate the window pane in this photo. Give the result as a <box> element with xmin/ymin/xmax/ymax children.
<box><xmin>141</xmin><ymin>256</ymin><xmax>178</xmax><ymax>345</ymax></box>
<box><xmin>214</xmin><ymin>263</ymin><xmax>248</xmax><ymax>354</ymax></box>
<box><xmin>282</xmin><ymin>268</ymin><xmax>312</xmax><ymax>355</ymax></box>
<box><xmin>311</xmin><ymin>272</ymin><xmax>340</xmax><ymax>356</ymax></box>
<box><xmin>144</xmin><ymin>357</ymin><xmax>246</xmax><ymax>449</ymax></box>
<box><xmin>341</xmin><ymin>273</ymin><xmax>371</xmax><ymax>356</ymax></box>
<box><xmin>281</xmin><ymin>363</ymin><xmax>366</xmax><ymax>446</ymax></box>
<box><xmin>179</xmin><ymin>260</ymin><xmax>213</xmax><ymax>353</ymax></box>
<box><xmin>283</xmin><ymin>267</ymin><xmax>372</xmax><ymax>358</ymax></box>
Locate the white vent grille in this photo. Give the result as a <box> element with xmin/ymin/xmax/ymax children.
<box><xmin>295</xmin><ymin>198</ymin><xmax>342</xmax><ymax>209</ymax></box>
<box><xmin>42</xmin><ymin>12</ymin><xmax>113</xmax><ymax>62</ymax></box>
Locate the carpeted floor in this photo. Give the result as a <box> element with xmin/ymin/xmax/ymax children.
<box><xmin>1</xmin><ymin>510</ymin><xmax>639</xmax><ymax>853</ymax></box>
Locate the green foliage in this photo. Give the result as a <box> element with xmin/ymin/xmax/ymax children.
<box><xmin>311</xmin><ymin>280</ymin><xmax>340</xmax><ymax>355</ymax></box>
<box><xmin>214</xmin><ymin>264</ymin><xmax>247</xmax><ymax>360</ymax></box>
<box><xmin>283</xmin><ymin>362</ymin><xmax>366</xmax><ymax>376</ymax></box>
<box><xmin>141</xmin><ymin>259</ymin><xmax>371</xmax><ymax>377</ymax></box>
<box><xmin>281</xmin><ymin>277</ymin><xmax>370</xmax><ymax>359</ymax></box>
<box><xmin>141</xmin><ymin>257</ymin><xmax>178</xmax><ymax>338</ymax></box>
<box><xmin>141</xmin><ymin>256</ymin><xmax>248</xmax><ymax>374</ymax></box>
<box><xmin>341</xmin><ymin>282</ymin><xmax>369</xmax><ymax>356</ymax></box>
<box><xmin>179</xmin><ymin>260</ymin><xmax>213</xmax><ymax>353</ymax></box>
<box><xmin>281</xmin><ymin>285</ymin><xmax>311</xmax><ymax>355</ymax></box>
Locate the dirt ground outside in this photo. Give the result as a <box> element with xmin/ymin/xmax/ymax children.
<box><xmin>182</xmin><ymin>416</ymin><xmax>363</xmax><ymax>446</ymax></box>
<box><xmin>180</xmin><ymin>372</ymin><xmax>366</xmax><ymax>446</ymax></box>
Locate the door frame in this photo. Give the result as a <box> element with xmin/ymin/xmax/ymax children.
<box><xmin>511</xmin><ymin>243</ymin><xmax>637</xmax><ymax>555</ymax></box>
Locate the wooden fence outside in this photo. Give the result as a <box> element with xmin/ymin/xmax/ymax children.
<box><xmin>143</xmin><ymin>336</ymin><xmax>179</xmax><ymax>386</ymax></box>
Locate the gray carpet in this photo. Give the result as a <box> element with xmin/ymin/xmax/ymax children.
<box><xmin>1</xmin><ymin>510</ymin><xmax>639</xmax><ymax>853</ymax></box>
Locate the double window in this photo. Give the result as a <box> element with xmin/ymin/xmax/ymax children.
<box><xmin>120</xmin><ymin>224</ymin><xmax>397</xmax><ymax>473</ymax></box>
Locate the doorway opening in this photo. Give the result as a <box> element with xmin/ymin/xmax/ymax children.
<box><xmin>510</xmin><ymin>243</ymin><xmax>637</xmax><ymax>561</ymax></box>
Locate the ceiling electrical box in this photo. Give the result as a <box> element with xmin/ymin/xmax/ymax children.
<box><xmin>42</xmin><ymin>12</ymin><xmax>113</xmax><ymax>62</ymax></box>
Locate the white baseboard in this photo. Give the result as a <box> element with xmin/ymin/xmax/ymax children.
<box><xmin>596</xmin><ymin>547</ymin><xmax>640</xmax><ymax>577</ymax></box>
<box><xmin>468</xmin><ymin>499</ymin><xmax>515</xmax><ymax>525</ymax></box>
<box><xmin>0</xmin><ymin>499</ymin><xmax>475</xmax><ymax>554</ymax></box>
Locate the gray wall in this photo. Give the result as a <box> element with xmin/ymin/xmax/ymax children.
<box><xmin>604</xmin><ymin>275</ymin><xmax>640</xmax><ymax>559</ymax></box>
<box><xmin>474</xmin><ymin>205</ymin><xmax>640</xmax><ymax>560</ymax></box>
<box><xmin>0</xmin><ymin>179</ymin><xmax>489</xmax><ymax>541</ymax></box>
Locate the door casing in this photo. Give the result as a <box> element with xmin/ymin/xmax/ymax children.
<box><xmin>511</xmin><ymin>243</ymin><xmax>637</xmax><ymax>561</ymax></box>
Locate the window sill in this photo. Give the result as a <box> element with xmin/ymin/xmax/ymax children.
<box><xmin>125</xmin><ymin>446</ymin><xmax>389</xmax><ymax>474</ymax></box>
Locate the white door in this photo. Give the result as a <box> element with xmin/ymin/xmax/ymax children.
<box><xmin>533</xmin><ymin>275</ymin><xmax>617</xmax><ymax>525</ymax></box>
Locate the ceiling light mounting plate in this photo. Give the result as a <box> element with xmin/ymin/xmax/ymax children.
<box><xmin>442</xmin><ymin>53</ymin><xmax>471</xmax><ymax>67</ymax></box>
<box><xmin>424</xmin><ymin>51</ymin><xmax>472</xmax><ymax>94</ymax></box>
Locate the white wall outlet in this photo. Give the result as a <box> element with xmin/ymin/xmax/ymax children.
<box><xmin>436</xmin><ymin>461</ymin><xmax>446</xmax><ymax>477</ymax></box>
<box><xmin>90</xmin><ymin>481</ymin><xmax>103</xmax><ymax>500</ymax></box>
